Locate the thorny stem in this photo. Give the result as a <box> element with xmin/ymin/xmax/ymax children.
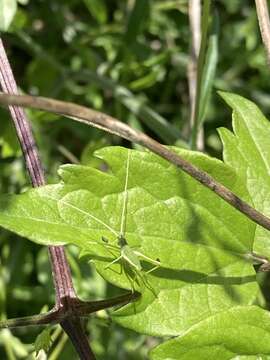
<box><xmin>59</xmin><ymin>291</ymin><xmax>140</xmax><ymax>358</ymax></box>
<box><xmin>61</xmin><ymin>318</ymin><xmax>96</xmax><ymax>360</ymax></box>
<box><xmin>0</xmin><ymin>309</ymin><xmax>61</xmax><ymax>329</ymax></box>
<box><xmin>0</xmin><ymin>40</ymin><xmax>76</xmax><ymax>306</ymax></box>
<box><xmin>0</xmin><ymin>291</ymin><xmax>139</xmax><ymax>329</ymax></box>
<box><xmin>0</xmin><ymin>38</ymin><xmax>118</xmax><ymax>360</ymax></box>
<box><xmin>0</xmin><ymin>39</ymin><xmax>76</xmax><ymax>304</ymax></box>
<box><xmin>0</xmin><ymin>93</ymin><xmax>270</xmax><ymax>232</ymax></box>
<box><xmin>0</xmin><ymin>39</ymin><xmax>44</xmax><ymax>187</ymax></box>
<box><xmin>48</xmin><ymin>246</ymin><xmax>76</xmax><ymax>307</ymax></box>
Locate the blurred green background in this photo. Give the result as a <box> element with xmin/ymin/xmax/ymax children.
<box><xmin>0</xmin><ymin>0</ymin><xmax>269</xmax><ymax>358</ymax></box>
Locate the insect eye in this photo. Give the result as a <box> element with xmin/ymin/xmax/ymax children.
<box><xmin>118</xmin><ymin>235</ymin><xmax>127</xmax><ymax>247</ymax></box>
<box><xmin>102</xmin><ymin>236</ymin><xmax>109</xmax><ymax>243</ymax></box>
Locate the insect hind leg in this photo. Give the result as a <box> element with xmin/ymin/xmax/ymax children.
<box><xmin>136</xmin><ymin>271</ymin><xmax>158</xmax><ymax>298</ymax></box>
<box><xmin>100</xmin><ymin>241</ymin><xmax>122</xmax><ymax>274</ymax></box>
<box><xmin>122</xmin><ymin>265</ymin><xmax>139</xmax><ymax>314</ymax></box>
<box><xmin>145</xmin><ymin>264</ymin><xmax>160</xmax><ymax>274</ymax></box>
<box><xmin>123</xmin><ymin>264</ymin><xmax>138</xmax><ymax>293</ymax></box>
<box><xmin>105</xmin><ymin>254</ymin><xmax>122</xmax><ymax>268</ymax></box>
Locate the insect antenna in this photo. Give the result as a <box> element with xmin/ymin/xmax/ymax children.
<box><xmin>119</xmin><ymin>150</ymin><xmax>131</xmax><ymax>241</ymax></box>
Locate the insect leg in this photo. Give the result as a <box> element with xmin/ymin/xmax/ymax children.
<box><xmin>105</xmin><ymin>254</ymin><xmax>122</xmax><ymax>269</ymax></box>
<box><xmin>136</xmin><ymin>271</ymin><xmax>158</xmax><ymax>298</ymax></box>
<box><xmin>135</xmin><ymin>251</ymin><xmax>161</xmax><ymax>266</ymax></box>
<box><xmin>102</xmin><ymin>244</ymin><xmax>119</xmax><ymax>259</ymax></box>
<box><xmin>122</xmin><ymin>266</ymin><xmax>138</xmax><ymax>314</ymax></box>
<box><xmin>145</xmin><ymin>264</ymin><xmax>160</xmax><ymax>274</ymax></box>
<box><xmin>123</xmin><ymin>264</ymin><xmax>136</xmax><ymax>293</ymax></box>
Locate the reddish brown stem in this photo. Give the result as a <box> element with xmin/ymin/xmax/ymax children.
<box><xmin>61</xmin><ymin>318</ymin><xmax>96</xmax><ymax>360</ymax></box>
<box><xmin>0</xmin><ymin>38</ymin><xmax>94</xmax><ymax>359</ymax></box>
<box><xmin>0</xmin><ymin>292</ymin><xmax>139</xmax><ymax>329</ymax></box>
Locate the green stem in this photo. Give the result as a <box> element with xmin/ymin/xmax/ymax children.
<box><xmin>49</xmin><ymin>328</ymin><xmax>68</xmax><ymax>360</ymax></box>
<box><xmin>190</xmin><ymin>0</ymin><xmax>211</xmax><ymax>149</ymax></box>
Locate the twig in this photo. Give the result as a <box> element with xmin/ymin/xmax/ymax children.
<box><xmin>15</xmin><ymin>31</ymin><xmax>182</xmax><ymax>144</ymax></box>
<box><xmin>0</xmin><ymin>93</ymin><xmax>270</xmax><ymax>232</ymax></box>
<box><xmin>0</xmin><ymin>309</ymin><xmax>60</xmax><ymax>328</ymax></box>
<box><xmin>57</xmin><ymin>144</ymin><xmax>80</xmax><ymax>164</ymax></box>
<box><xmin>0</xmin><ymin>292</ymin><xmax>139</xmax><ymax>329</ymax></box>
<box><xmin>255</xmin><ymin>0</ymin><xmax>270</xmax><ymax>65</ymax></box>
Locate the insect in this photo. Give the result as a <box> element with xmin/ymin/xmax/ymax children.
<box><xmin>99</xmin><ymin>150</ymin><xmax>161</xmax><ymax>293</ymax></box>
<box><xmin>55</xmin><ymin>149</ymin><xmax>161</xmax><ymax>293</ymax></box>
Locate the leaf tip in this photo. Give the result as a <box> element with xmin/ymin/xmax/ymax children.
<box><xmin>217</xmin><ymin>90</ymin><xmax>238</xmax><ymax>106</ymax></box>
<box><xmin>218</xmin><ymin>91</ymin><xmax>254</xmax><ymax>112</ymax></box>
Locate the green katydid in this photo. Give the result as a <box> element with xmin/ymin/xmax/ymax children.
<box><xmin>52</xmin><ymin>149</ymin><xmax>161</xmax><ymax>293</ymax></box>
<box><xmin>99</xmin><ymin>149</ymin><xmax>161</xmax><ymax>292</ymax></box>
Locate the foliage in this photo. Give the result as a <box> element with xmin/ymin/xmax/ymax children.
<box><xmin>0</xmin><ymin>92</ymin><xmax>270</xmax><ymax>358</ymax></box>
<box><xmin>1</xmin><ymin>1</ymin><xmax>270</xmax><ymax>359</ymax></box>
<box><xmin>34</xmin><ymin>327</ymin><xmax>52</xmax><ymax>355</ymax></box>
<box><xmin>151</xmin><ymin>306</ymin><xmax>270</xmax><ymax>360</ymax></box>
<box><xmin>0</xmin><ymin>0</ymin><xmax>17</xmax><ymax>32</ymax></box>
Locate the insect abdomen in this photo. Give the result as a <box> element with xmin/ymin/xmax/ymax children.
<box><xmin>122</xmin><ymin>246</ymin><xmax>142</xmax><ymax>271</ymax></box>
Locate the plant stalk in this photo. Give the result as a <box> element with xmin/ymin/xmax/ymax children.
<box><xmin>0</xmin><ymin>38</ymin><xmax>94</xmax><ymax>359</ymax></box>
<box><xmin>1</xmin><ymin>93</ymin><xmax>270</xmax><ymax>232</ymax></box>
<box><xmin>255</xmin><ymin>0</ymin><xmax>270</xmax><ymax>65</ymax></box>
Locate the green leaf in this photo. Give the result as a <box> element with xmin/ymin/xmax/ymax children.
<box><xmin>80</xmin><ymin>138</ymin><xmax>109</xmax><ymax>167</ymax></box>
<box><xmin>0</xmin><ymin>0</ymin><xmax>17</xmax><ymax>31</ymax></box>
<box><xmin>0</xmin><ymin>114</ymin><xmax>21</xmax><ymax>158</ymax></box>
<box><xmin>124</xmin><ymin>0</ymin><xmax>150</xmax><ymax>45</ymax></box>
<box><xmin>0</xmin><ymin>329</ymin><xmax>28</xmax><ymax>357</ymax></box>
<box><xmin>0</xmin><ymin>147</ymin><xmax>258</xmax><ymax>336</ymax></box>
<box><xmin>34</xmin><ymin>327</ymin><xmax>52</xmax><ymax>355</ymax></box>
<box><xmin>83</xmin><ymin>0</ymin><xmax>108</xmax><ymax>24</ymax></box>
<box><xmin>150</xmin><ymin>306</ymin><xmax>270</xmax><ymax>360</ymax></box>
<box><xmin>129</xmin><ymin>66</ymin><xmax>164</xmax><ymax>91</ymax></box>
<box><xmin>218</xmin><ymin>92</ymin><xmax>270</xmax><ymax>257</ymax></box>
<box><xmin>198</xmin><ymin>11</ymin><xmax>219</xmax><ymax>125</ymax></box>
<box><xmin>26</xmin><ymin>58</ymin><xmax>60</xmax><ymax>94</ymax></box>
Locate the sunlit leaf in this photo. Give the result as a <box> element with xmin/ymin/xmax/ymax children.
<box><xmin>34</xmin><ymin>327</ymin><xmax>52</xmax><ymax>355</ymax></box>
<box><xmin>219</xmin><ymin>92</ymin><xmax>270</xmax><ymax>258</ymax></box>
<box><xmin>124</xmin><ymin>0</ymin><xmax>150</xmax><ymax>45</ymax></box>
<box><xmin>83</xmin><ymin>0</ymin><xmax>107</xmax><ymax>24</ymax></box>
<box><xmin>151</xmin><ymin>306</ymin><xmax>270</xmax><ymax>360</ymax></box>
<box><xmin>0</xmin><ymin>146</ymin><xmax>258</xmax><ymax>336</ymax></box>
<box><xmin>0</xmin><ymin>0</ymin><xmax>17</xmax><ymax>31</ymax></box>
